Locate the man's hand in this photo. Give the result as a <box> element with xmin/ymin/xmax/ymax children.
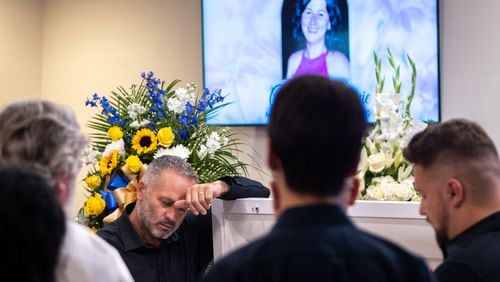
<box><xmin>176</xmin><ymin>180</ymin><xmax>230</xmax><ymax>216</ymax></box>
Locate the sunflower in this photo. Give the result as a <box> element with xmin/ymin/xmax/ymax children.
<box><xmin>132</xmin><ymin>128</ymin><xmax>158</xmax><ymax>154</ymax></box>
<box><xmin>99</xmin><ymin>150</ymin><xmax>119</xmax><ymax>176</ymax></box>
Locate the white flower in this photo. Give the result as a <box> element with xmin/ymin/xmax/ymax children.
<box><xmin>392</xmin><ymin>181</ymin><xmax>414</xmax><ymax>201</ymax></box>
<box><xmin>154</xmin><ymin>145</ymin><xmax>191</xmax><ymax>160</ymax></box>
<box><xmin>374</xmin><ymin>93</ymin><xmax>401</xmax><ymax>119</ymax></box>
<box><xmin>167</xmin><ymin>98</ymin><xmax>185</xmax><ymax>114</ymax></box>
<box><xmin>82</xmin><ymin>146</ymin><xmax>102</xmax><ymax>165</ymax></box>
<box><xmin>198</xmin><ymin>144</ymin><xmax>208</xmax><ymax>159</ymax></box>
<box><xmin>167</xmin><ymin>87</ymin><xmax>197</xmax><ymax>114</ymax></box>
<box><xmin>367</xmin><ymin>152</ymin><xmax>387</xmax><ymax>173</ymax></box>
<box><xmin>358</xmin><ymin>147</ymin><xmax>368</xmax><ymax>173</ymax></box>
<box><xmin>206</xmin><ymin>132</ymin><xmax>222</xmax><ymax>151</ymax></box>
<box><xmin>130</xmin><ymin>119</ymin><xmax>150</xmax><ymax>129</ymax></box>
<box><xmin>175</xmin><ymin>87</ymin><xmax>188</xmax><ymax>98</ymax></box>
<box><xmin>198</xmin><ymin>132</ymin><xmax>223</xmax><ymax>159</ymax></box>
<box><xmin>103</xmin><ymin>139</ymin><xmax>125</xmax><ymax>158</ymax></box>
<box><xmin>365</xmin><ymin>183</ymin><xmax>387</xmax><ymax>200</ymax></box>
<box><xmin>127</xmin><ymin>103</ymin><xmax>147</xmax><ymax>119</ymax></box>
<box><xmin>397</xmin><ymin>165</ymin><xmax>413</xmax><ymax>182</ymax></box>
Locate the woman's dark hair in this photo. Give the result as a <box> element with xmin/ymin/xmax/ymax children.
<box><xmin>292</xmin><ymin>0</ymin><xmax>349</xmax><ymax>57</ymax></box>
<box><xmin>0</xmin><ymin>166</ymin><xmax>66</xmax><ymax>282</ymax></box>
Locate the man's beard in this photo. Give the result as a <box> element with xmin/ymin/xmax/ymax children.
<box><xmin>136</xmin><ymin>200</ymin><xmax>177</xmax><ymax>240</ymax></box>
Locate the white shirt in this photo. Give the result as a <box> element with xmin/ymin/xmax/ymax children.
<box><xmin>56</xmin><ymin>221</ymin><xmax>133</xmax><ymax>282</ymax></box>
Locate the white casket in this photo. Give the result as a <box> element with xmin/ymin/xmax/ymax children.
<box><xmin>212</xmin><ymin>198</ymin><xmax>442</xmax><ymax>269</ymax></box>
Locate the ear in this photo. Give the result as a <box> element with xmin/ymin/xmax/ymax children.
<box><xmin>347</xmin><ymin>177</ymin><xmax>359</xmax><ymax>206</ymax></box>
<box><xmin>446</xmin><ymin>178</ymin><xmax>465</xmax><ymax>207</ymax></box>
<box><xmin>54</xmin><ymin>179</ymin><xmax>70</xmax><ymax>207</ymax></box>
<box><xmin>270</xmin><ymin>181</ymin><xmax>281</xmax><ymax>214</ymax></box>
<box><xmin>267</xmin><ymin>142</ymin><xmax>280</xmax><ymax>170</ymax></box>
<box><xmin>136</xmin><ymin>181</ymin><xmax>145</xmax><ymax>200</ymax></box>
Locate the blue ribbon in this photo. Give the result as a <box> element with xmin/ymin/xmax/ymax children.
<box><xmin>107</xmin><ymin>173</ymin><xmax>130</xmax><ymax>191</ymax></box>
<box><xmin>99</xmin><ymin>190</ymin><xmax>118</xmax><ymax>213</ymax></box>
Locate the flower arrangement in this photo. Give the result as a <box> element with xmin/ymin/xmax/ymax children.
<box><xmin>357</xmin><ymin>49</ymin><xmax>427</xmax><ymax>201</ymax></box>
<box><xmin>78</xmin><ymin>72</ymin><xmax>249</xmax><ymax>230</ymax></box>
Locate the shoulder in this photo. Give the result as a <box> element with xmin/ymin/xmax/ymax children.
<box><xmin>354</xmin><ymin>231</ymin><xmax>432</xmax><ymax>277</ymax></box>
<box><xmin>436</xmin><ymin>230</ymin><xmax>500</xmax><ymax>280</ymax></box>
<box><xmin>57</xmin><ymin>222</ymin><xmax>133</xmax><ymax>282</ymax></box>
<box><xmin>326</xmin><ymin>51</ymin><xmax>350</xmax><ymax>80</ymax></box>
<box><xmin>202</xmin><ymin>236</ymin><xmax>277</xmax><ymax>282</ymax></box>
<box><xmin>434</xmin><ymin>261</ymin><xmax>481</xmax><ymax>282</ymax></box>
<box><xmin>288</xmin><ymin>50</ymin><xmax>303</xmax><ymax>65</ymax></box>
<box><xmin>286</xmin><ymin>50</ymin><xmax>304</xmax><ymax>78</ymax></box>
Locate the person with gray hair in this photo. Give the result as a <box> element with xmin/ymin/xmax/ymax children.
<box><xmin>97</xmin><ymin>154</ymin><xmax>270</xmax><ymax>282</ymax></box>
<box><xmin>0</xmin><ymin>99</ymin><xmax>133</xmax><ymax>282</ymax></box>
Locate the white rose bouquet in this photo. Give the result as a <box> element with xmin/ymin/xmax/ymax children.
<box><xmin>358</xmin><ymin>49</ymin><xmax>427</xmax><ymax>201</ymax></box>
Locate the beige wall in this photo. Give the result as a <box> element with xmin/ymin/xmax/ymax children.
<box><xmin>0</xmin><ymin>0</ymin><xmax>42</xmax><ymax>105</ymax></box>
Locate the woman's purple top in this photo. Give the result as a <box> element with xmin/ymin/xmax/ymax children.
<box><xmin>293</xmin><ymin>51</ymin><xmax>328</xmax><ymax>77</ymax></box>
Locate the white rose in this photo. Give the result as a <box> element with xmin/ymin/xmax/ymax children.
<box><xmin>368</xmin><ymin>153</ymin><xmax>387</xmax><ymax>173</ymax></box>
<box><xmin>364</xmin><ymin>184</ymin><xmax>386</xmax><ymax>200</ymax></box>
<box><xmin>393</xmin><ymin>182</ymin><xmax>414</xmax><ymax>201</ymax></box>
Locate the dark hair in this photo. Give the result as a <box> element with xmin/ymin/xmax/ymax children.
<box><xmin>268</xmin><ymin>75</ymin><xmax>366</xmax><ymax>196</ymax></box>
<box><xmin>403</xmin><ymin>118</ymin><xmax>499</xmax><ymax>167</ymax></box>
<box><xmin>0</xmin><ymin>166</ymin><xmax>66</xmax><ymax>282</ymax></box>
<box><xmin>292</xmin><ymin>0</ymin><xmax>349</xmax><ymax>57</ymax></box>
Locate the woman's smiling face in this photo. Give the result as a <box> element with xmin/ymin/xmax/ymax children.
<box><xmin>301</xmin><ymin>0</ymin><xmax>331</xmax><ymax>44</ymax></box>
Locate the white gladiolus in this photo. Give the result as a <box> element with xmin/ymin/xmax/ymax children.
<box><xmin>359</xmin><ymin>92</ymin><xmax>427</xmax><ymax>202</ymax></box>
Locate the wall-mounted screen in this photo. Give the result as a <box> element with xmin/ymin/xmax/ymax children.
<box><xmin>202</xmin><ymin>0</ymin><xmax>439</xmax><ymax>125</ymax></box>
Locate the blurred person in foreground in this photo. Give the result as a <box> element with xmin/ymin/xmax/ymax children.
<box><xmin>202</xmin><ymin>75</ymin><xmax>434</xmax><ymax>282</ymax></box>
<box><xmin>97</xmin><ymin>154</ymin><xmax>270</xmax><ymax>282</ymax></box>
<box><xmin>0</xmin><ymin>165</ymin><xmax>65</xmax><ymax>282</ymax></box>
<box><xmin>404</xmin><ymin>118</ymin><xmax>500</xmax><ymax>281</ymax></box>
<box><xmin>0</xmin><ymin>99</ymin><xmax>133</xmax><ymax>282</ymax></box>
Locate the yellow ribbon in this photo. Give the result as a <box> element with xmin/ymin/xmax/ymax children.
<box><xmin>103</xmin><ymin>164</ymin><xmax>148</xmax><ymax>224</ymax></box>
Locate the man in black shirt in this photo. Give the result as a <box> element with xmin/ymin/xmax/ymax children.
<box><xmin>202</xmin><ymin>75</ymin><xmax>434</xmax><ymax>282</ymax></box>
<box><xmin>404</xmin><ymin>119</ymin><xmax>500</xmax><ymax>281</ymax></box>
<box><xmin>97</xmin><ymin>155</ymin><xmax>269</xmax><ymax>282</ymax></box>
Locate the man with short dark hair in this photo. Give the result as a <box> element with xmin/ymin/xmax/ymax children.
<box><xmin>202</xmin><ymin>75</ymin><xmax>433</xmax><ymax>282</ymax></box>
<box><xmin>404</xmin><ymin>118</ymin><xmax>500</xmax><ymax>281</ymax></box>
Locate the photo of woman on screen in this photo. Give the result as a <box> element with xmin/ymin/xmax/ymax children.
<box><xmin>283</xmin><ymin>0</ymin><xmax>350</xmax><ymax>80</ymax></box>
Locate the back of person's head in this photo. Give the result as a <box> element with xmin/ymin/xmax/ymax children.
<box><xmin>0</xmin><ymin>99</ymin><xmax>87</xmax><ymax>193</ymax></box>
<box><xmin>0</xmin><ymin>165</ymin><xmax>66</xmax><ymax>282</ymax></box>
<box><xmin>404</xmin><ymin>118</ymin><xmax>500</xmax><ymax>202</ymax></box>
<box><xmin>142</xmin><ymin>155</ymin><xmax>198</xmax><ymax>189</ymax></box>
<box><xmin>268</xmin><ymin>75</ymin><xmax>366</xmax><ymax>196</ymax></box>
